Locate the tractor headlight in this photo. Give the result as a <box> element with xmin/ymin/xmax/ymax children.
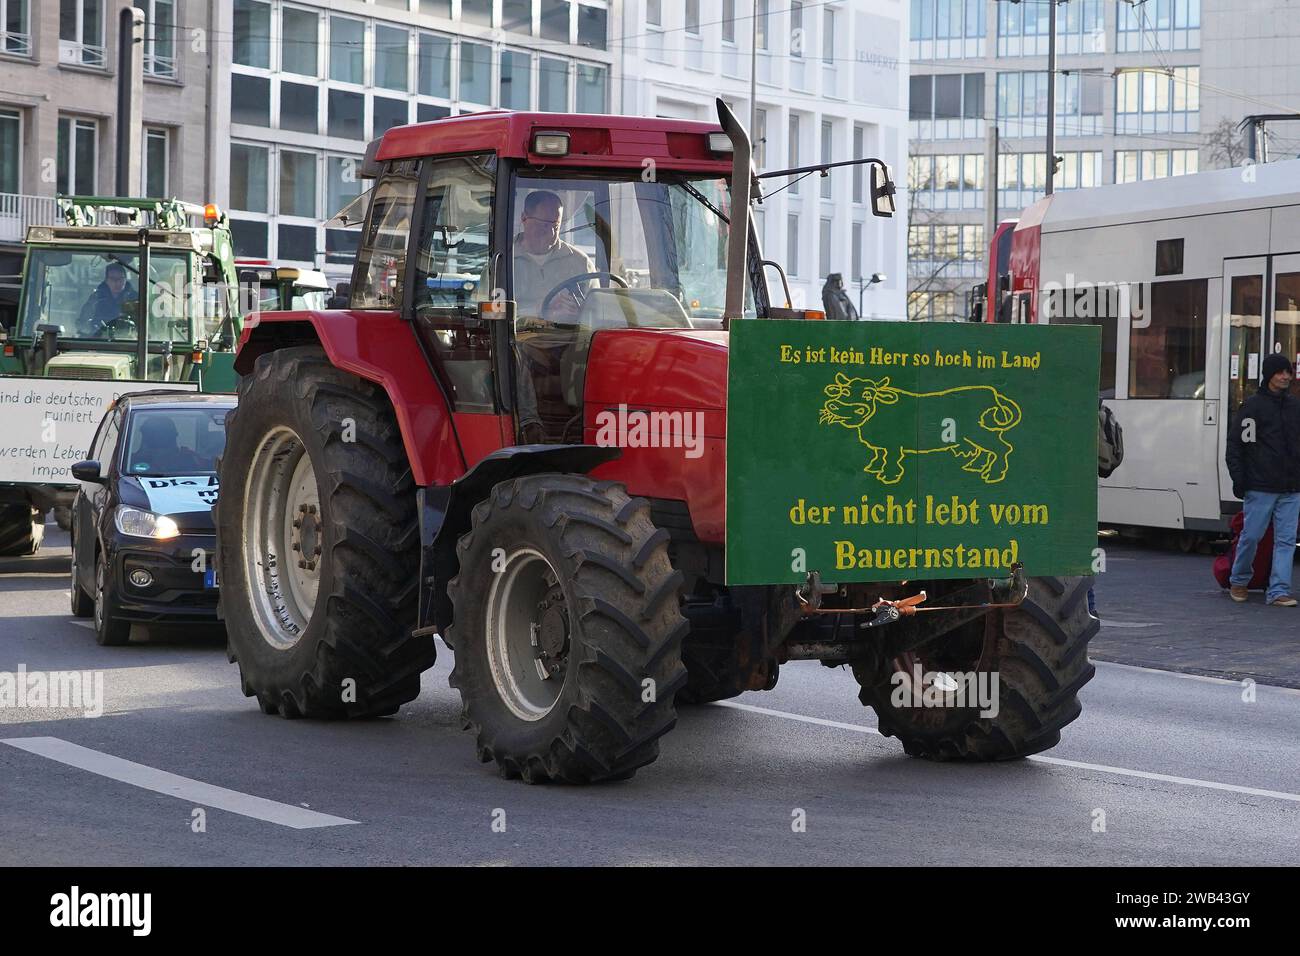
<box><xmin>116</xmin><ymin>505</ymin><xmax>181</xmax><ymax>540</ymax></box>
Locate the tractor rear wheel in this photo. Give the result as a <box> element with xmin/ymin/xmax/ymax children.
<box><xmin>0</xmin><ymin>504</ymin><xmax>44</xmax><ymax>556</ymax></box>
<box><xmin>446</xmin><ymin>474</ymin><xmax>688</xmax><ymax>783</ymax></box>
<box><xmin>853</xmin><ymin>576</ymin><xmax>1098</xmax><ymax>760</ymax></box>
<box><xmin>216</xmin><ymin>346</ymin><xmax>435</xmax><ymax>719</ymax></box>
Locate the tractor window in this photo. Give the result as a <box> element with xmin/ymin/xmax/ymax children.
<box><xmin>352</xmin><ymin>159</ymin><xmax>420</xmax><ymax>309</ymax></box>
<box><xmin>410</xmin><ymin>153</ymin><xmax>498</xmax><ymax>415</ymax></box>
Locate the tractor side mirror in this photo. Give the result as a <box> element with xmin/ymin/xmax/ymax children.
<box><xmin>71</xmin><ymin>460</ymin><xmax>104</xmax><ymax>484</ymax></box>
<box><xmin>870</xmin><ymin>162</ymin><xmax>897</xmax><ymax>219</ymax></box>
<box><xmin>478</xmin><ymin>300</ymin><xmax>515</xmax><ymax>322</ymax></box>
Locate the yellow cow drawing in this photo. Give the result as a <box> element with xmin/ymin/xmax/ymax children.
<box><xmin>818</xmin><ymin>373</ymin><xmax>1022</xmax><ymax>484</ymax></box>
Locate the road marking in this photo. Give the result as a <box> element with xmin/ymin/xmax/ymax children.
<box><xmin>1100</xmin><ymin>621</ymin><xmax>1160</xmax><ymax>629</ymax></box>
<box><xmin>710</xmin><ymin>701</ymin><xmax>1300</xmax><ymax>804</ymax></box>
<box><xmin>1</xmin><ymin>737</ymin><xmax>359</xmax><ymax>829</ymax></box>
<box><xmin>68</xmin><ymin>621</ymin><xmax>93</xmax><ymax>630</ymax></box>
<box><xmin>1092</xmin><ymin>659</ymin><xmax>1300</xmax><ymax>695</ymax></box>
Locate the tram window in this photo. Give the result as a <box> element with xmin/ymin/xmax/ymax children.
<box><xmin>1155</xmin><ymin>238</ymin><xmax>1184</xmax><ymax>276</ymax></box>
<box><xmin>1054</xmin><ymin>310</ymin><xmax>1117</xmax><ymax>397</ymax></box>
<box><xmin>1129</xmin><ymin>278</ymin><xmax>1208</xmax><ymax>399</ymax></box>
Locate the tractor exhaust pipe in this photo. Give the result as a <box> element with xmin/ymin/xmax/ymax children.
<box><xmin>716</xmin><ymin>98</ymin><xmax>752</xmax><ymax>322</ymax></box>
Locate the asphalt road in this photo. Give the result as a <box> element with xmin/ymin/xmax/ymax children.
<box><xmin>1</xmin><ymin>528</ymin><xmax>1297</xmax><ymax>866</ymax></box>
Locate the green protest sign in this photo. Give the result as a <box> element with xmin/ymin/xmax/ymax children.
<box><xmin>725</xmin><ymin>320</ymin><xmax>1100</xmax><ymax>585</ymax></box>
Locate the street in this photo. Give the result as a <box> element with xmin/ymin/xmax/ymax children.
<box><xmin>2</xmin><ymin>527</ymin><xmax>1296</xmax><ymax>867</ymax></box>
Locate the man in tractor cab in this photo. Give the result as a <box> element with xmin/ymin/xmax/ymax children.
<box><xmin>79</xmin><ymin>261</ymin><xmax>137</xmax><ymax>337</ymax></box>
<box><xmin>512</xmin><ymin>190</ymin><xmax>594</xmax><ymax>323</ymax></box>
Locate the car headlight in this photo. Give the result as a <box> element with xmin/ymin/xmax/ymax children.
<box><xmin>115</xmin><ymin>505</ymin><xmax>181</xmax><ymax>540</ymax></box>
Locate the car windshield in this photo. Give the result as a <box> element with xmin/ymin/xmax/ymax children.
<box><xmin>122</xmin><ymin>407</ymin><xmax>229</xmax><ymax>477</ymax></box>
<box><xmin>18</xmin><ymin>248</ymin><xmax>193</xmax><ymax>344</ymax></box>
<box><xmin>506</xmin><ymin>173</ymin><xmax>754</xmax><ymax>327</ymax></box>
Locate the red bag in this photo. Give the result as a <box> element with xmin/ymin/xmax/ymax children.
<box><xmin>1213</xmin><ymin>511</ymin><xmax>1273</xmax><ymax>590</ymax></box>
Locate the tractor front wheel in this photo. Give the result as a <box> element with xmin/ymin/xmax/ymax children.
<box><xmin>854</xmin><ymin>575</ymin><xmax>1098</xmax><ymax>760</ymax></box>
<box><xmin>446</xmin><ymin>474</ymin><xmax>688</xmax><ymax>783</ymax></box>
<box><xmin>216</xmin><ymin>346</ymin><xmax>436</xmax><ymax>718</ymax></box>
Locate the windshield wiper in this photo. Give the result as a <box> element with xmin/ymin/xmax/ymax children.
<box><xmin>677</xmin><ymin>181</ymin><xmax>729</xmax><ymax>225</ymax></box>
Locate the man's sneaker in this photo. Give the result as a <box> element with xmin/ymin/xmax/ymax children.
<box><xmin>1230</xmin><ymin>586</ymin><xmax>1249</xmax><ymax>602</ymax></box>
<box><xmin>1269</xmin><ymin>594</ymin><xmax>1298</xmax><ymax>607</ymax></box>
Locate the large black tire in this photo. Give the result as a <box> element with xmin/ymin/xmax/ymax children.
<box><xmin>216</xmin><ymin>346</ymin><xmax>436</xmax><ymax>718</ymax></box>
<box><xmin>854</xmin><ymin>576</ymin><xmax>1098</xmax><ymax>760</ymax></box>
<box><xmin>0</xmin><ymin>504</ymin><xmax>43</xmax><ymax>556</ymax></box>
<box><xmin>446</xmin><ymin>474</ymin><xmax>688</xmax><ymax>783</ymax></box>
<box><xmin>93</xmin><ymin>551</ymin><xmax>131</xmax><ymax>646</ymax></box>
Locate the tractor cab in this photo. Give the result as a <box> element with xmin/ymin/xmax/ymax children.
<box><xmin>4</xmin><ymin>197</ymin><xmax>242</xmax><ymax>385</ymax></box>
<box><xmin>348</xmin><ymin>115</ymin><xmax>772</xmax><ymax>443</ymax></box>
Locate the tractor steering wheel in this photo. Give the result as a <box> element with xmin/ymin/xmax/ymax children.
<box><xmin>537</xmin><ymin>271</ymin><xmax>628</xmax><ymax>323</ymax></box>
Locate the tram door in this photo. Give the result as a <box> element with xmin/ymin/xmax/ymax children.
<box><xmin>1270</xmin><ymin>254</ymin><xmax>1300</xmax><ymax>395</ymax></box>
<box><xmin>1219</xmin><ymin>258</ymin><xmax>1266</xmax><ymax>509</ymax></box>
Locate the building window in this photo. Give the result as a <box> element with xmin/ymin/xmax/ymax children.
<box><xmin>1</xmin><ymin>0</ymin><xmax>31</xmax><ymax>56</ymax></box>
<box><xmin>722</xmin><ymin>0</ymin><xmax>735</xmax><ymax>43</ymax></box>
<box><xmin>646</xmin><ymin>0</ymin><xmax>661</xmax><ymax>27</ymax></box>
<box><xmin>375</xmin><ymin>25</ymin><xmax>410</xmax><ymax>92</ymax></box>
<box><xmin>577</xmin><ymin>3</ymin><xmax>607</xmax><ymax>49</ymax></box>
<box><xmin>0</xmin><ymin>108</ymin><xmax>21</xmax><ymax>193</ymax></box>
<box><xmin>910</xmin><ymin>0</ymin><xmax>985</xmax><ymax>59</ymax></box>
<box><xmin>502</xmin><ymin>0</ymin><xmax>532</xmax><ymax>33</ymax></box>
<box><xmin>328</xmin><ymin>89</ymin><xmax>364</xmax><ymax>139</ymax></box>
<box><xmin>540</xmin><ymin>0</ymin><xmax>571</xmax><ymax>43</ymax></box>
<box><xmin>998</xmin><ymin>0</ymin><xmax>1104</xmax><ymax>56</ymax></box>
<box><xmin>852</xmin><ymin>125</ymin><xmax>865</xmax><ymax>203</ymax></box>
<box><xmin>819</xmin><ymin>217</ymin><xmax>832</xmax><ymax>278</ymax></box>
<box><xmin>910</xmin><ymin>72</ymin><xmax>983</xmax><ymax>140</ymax></box>
<box><xmin>1118</xmin><ymin>0</ymin><xmax>1200</xmax><ymax>53</ymax></box>
<box><xmin>822</xmin><ymin>8</ymin><xmax>834</xmax><ymax>64</ymax></box>
<box><xmin>500</xmin><ymin>49</ymin><xmax>532</xmax><ymax>110</ymax></box>
<box><xmin>135</xmin><ymin>0</ymin><xmax>176</xmax><ymax>77</ymax></box>
<box><xmin>820</xmin><ymin>121</ymin><xmax>833</xmax><ymax>198</ymax></box>
<box><xmin>908</xmin><ymin>290</ymin><xmax>958</xmax><ymax>321</ymax></box>
<box><xmin>851</xmin><ymin>222</ymin><xmax>862</xmax><ymax>282</ymax></box>
<box><xmin>279</xmin><ymin>82</ymin><xmax>318</xmax><ymax>134</ymax></box>
<box><xmin>1114</xmin><ymin>67</ymin><xmax>1199</xmax><ymax>134</ymax></box>
<box><xmin>232</xmin><ymin>0</ymin><xmax>270</xmax><ymax>69</ymax></box>
<box><xmin>418</xmin><ymin>33</ymin><xmax>452</xmax><ymax>98</ymax></box>
<box><xmin>576</xmin><ymin>62</ymin><xmax>607</xmax><ymax>112</ymax></box>
<box><xmin>996</xmin><ymin>151</ymin><xmax>1101</xmax><ymax>207</ymax></box>
<box><xmin>907</xmin><ymin>224</ymin><xmax>984</xmax><ymax>277</ymax></box>
<box><xmin>59</xmin><ymin>0</ymin><xmax>105</xmax><ymax>67</ymax></box>
<box><xmin>789</xmin><ymin>1</ymin><xmax>803</xmax><ymax>57</ymax></box>
<box><xmin>756</xmin><ymin>0</ymin><xmax>769</xmax><ymax>50</ymax></box>
<box><xmin>326</xmin><ymin>155</ymin><xmax>362</xmax><ymax>220</ymax></box>
<box><xmin>279</xmin><ymin>150</ymin><xmax>317</xmax><ymax>218</ymax></box>
<box><xmin>231</xmin><ymin>74</ymin><xmax>271</xmax><ymax>126</ymax></box>
<box><xmin>754</xmin><ymin>108</ymin><xmax>767</xmax><ymax>170</ymax></box>
<box><xmin>996</xmin><ymin>70</ymin><xmax>1105</xmax><ymax>138</ymax></box>
<box><xmin>56</xmin><ymin>117</ymin><xmax>97</xmax><ymax>195</ymax></box>
<box><xmin>685</xmin><ymin>0</ymin><xmax>700</xmax><ymax>36</ymax></box>
<box><xmin>787</xmin><ymin>214</ymin><xmax>799</xmax><ymax>276</ymax></box>
<box><xmin>373</xmin><ymin>96</ymin><xmax>409</xmax><ymax>137</ymax></box>
<box><xmin>459</xmin><ymin>40</ymin><xmax>492</xmax><ymax>105</ymax></box>
<box><xmin>280</xmin><ymin>6</ymin><xmax>319</xmax><ymax>77</ymax></box>
<box><xmin>788</xmin><ymin>114</ymin><xmax>800</xmax><ymax>194</ymax></box>
<box><xmin>909</xmin><ymin>153</ymin><xmax>984</xmax><ymax>211</ymax></box>
<box><xmin>230</xmin><ymin>143</ymin><xmax>269</xmax><ymax>213</ymax></box>
<box><xmin>142</xmin><ymin>127</ymin><xmax>168</xmax><ymax>197</ymax></box>
<box><xmin>329</xmin><ymin>16</ymin><xmax>365</xmax><ymax>85</ymax></box>
<box><xmin>1115</xmin><ymin>149</ymin><xmax>1199</xmax><ymax>184</ymax></box>
<box><xmin>460</xmin><ymin>0</ymin><xmax>493</xmax><ymax>28</ymax></box>
<box><xmin>539</xmin><ymin>56</ymin><xmax>569</xmax><ymax>110</ymax></box>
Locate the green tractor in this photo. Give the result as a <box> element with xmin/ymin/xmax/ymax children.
<box><xmin>0</xmin><ymin>196</ymin><xmax>245</xmax><ymax>553</ymax></box>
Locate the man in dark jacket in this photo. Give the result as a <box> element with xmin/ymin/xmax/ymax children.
<box><xmin>1225</xmin><ymin>352</ymin><xmax>1300</xmax><ymax>605</ymax></box>
<box><xmin>78</xmin><ymin>262</ymin><xmax>137</xmax><ymax>337</ymax></box>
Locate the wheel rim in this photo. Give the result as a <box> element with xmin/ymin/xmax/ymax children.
<box><xmin>94</xmin><ymin>556</ymin><xmax>105</xmax><ymax>632</ymax></box>
<box><xmin>242</xmin><ymin>425</ymin><xmax>322</xmax><ymax>650</ymax></box>
<box><xmin>485</xmin><ymin>547</ymin><xmax>570</xmax><ymax>721</ymax></box>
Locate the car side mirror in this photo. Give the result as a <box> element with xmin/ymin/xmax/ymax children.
<box><xmin>71</xmin><ymin>460</ymin><xmax>103</xmax><ymax>483</ymax></box>
<box><xmin>870</xmin><ymin>162</ymin><xmax>897</xmax><ymax>219</ymax></box>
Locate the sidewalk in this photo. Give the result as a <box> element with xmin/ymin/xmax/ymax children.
<box><xmin>1091</xmin><ymin>540</ymin><xmax>1300</xmax><ymax>689</ymax></box>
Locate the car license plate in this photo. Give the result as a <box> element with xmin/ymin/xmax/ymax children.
<box><xmin>204</xmin><ymin>567</ymin><xmax>219</xmax><ymax>589</ymax></box>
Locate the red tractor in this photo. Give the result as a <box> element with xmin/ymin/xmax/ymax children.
<box><xmin>216</xmin><ymin>102</ymin><xmax>1097</xmax><ymax>782</ymax></box>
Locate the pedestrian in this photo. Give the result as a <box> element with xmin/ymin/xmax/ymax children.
<box><xmin>1225</xmin><ymin>352</ymin><xmax>1300</xmax><ymax>606</ymax></box>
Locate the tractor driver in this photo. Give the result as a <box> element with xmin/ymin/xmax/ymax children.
<box><xmin>512</xmin><ymin>190</ymin><xmax>594</xmax><ymax>323</ymax></box>
<box><xmin>79</xmin><ymin>261</ymin><xmax>138</xmax><ymax>337</ymax></box>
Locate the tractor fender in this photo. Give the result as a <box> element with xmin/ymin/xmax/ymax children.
<box><xmin>235</xmin><ymin>309</ymin><xmax>466</xmax><ymax>486</ymax></box>
<box><xmin>419</xmin><ymin>444</ymin><xmax>621</xmax><ymax>634</ymax></box>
